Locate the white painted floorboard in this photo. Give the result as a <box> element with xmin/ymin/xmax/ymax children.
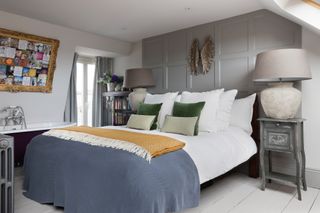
<box><xmin>309</xmin><ymin>191</ymin><xmax>320</xmax><ymax>213</ymax></box>
<box><xmin>283</xmin><ymin>188</ymin><xmax>319</xmax><ymax>213</ymax></box>
<box><xmin>14</xmin><ymin>169</ymin><xmax>320</xmax><ymax>213</ymax></box>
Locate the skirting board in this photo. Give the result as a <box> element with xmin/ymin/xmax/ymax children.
<box><xmin>271</xmin><ymin>165</ymin><xmax>320</xmax><ymax>189</ymax></box>
<box><xmin>269</xmin><ymin>153</ymin><xmax>320</xmax><ymax>189</ymax></box>
<box><xmin>306</xmin><ymin>168</ymin><xmax>320</xmax><ymax>189</ymax></box>
<box><xmin>237</xmin><ymin>161</ymin><xmax>320</xmax><ymax>189</ymax></box>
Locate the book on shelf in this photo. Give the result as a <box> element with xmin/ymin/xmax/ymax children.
<box><xmin>106</xmin><ymin>92</ymin><xmax>132</xmax><ymax>126</ymax></box>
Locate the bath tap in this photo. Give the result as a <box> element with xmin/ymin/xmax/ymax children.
<box><xmin>1</xmin><ymin>106</ymin><xmax>27</xmax><ymax>130</ymax></box>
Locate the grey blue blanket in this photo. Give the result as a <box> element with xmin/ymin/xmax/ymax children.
<box><xmin>23</xmin><ymin>135</ymin><xmax>200</xmax><ymax>213</ymax></box>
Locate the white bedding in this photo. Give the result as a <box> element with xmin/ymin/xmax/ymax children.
<box><xmin>103</xmin><ymin>125</ymin><xmax>257</xmax><ymax>184</ymax></box>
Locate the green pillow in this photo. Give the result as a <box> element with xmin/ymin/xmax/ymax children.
<box><xmin>172</xmin><ymin>101</ymin><xmax>205</xmax><ymax>135</ymax></box>
<box><xmin>127</xmin><ymin>114</ymin><xmax>156</xmax><ymax>130</ymax></box>
<box><xmin>137</xmin><ymin>103</ymin><xmax>162</xmax><ymax>130</ymax></box>
<box><xmin>161</xmin><ymin>115</ymin><xmax>198</xmax><ymax>136</ymax></box>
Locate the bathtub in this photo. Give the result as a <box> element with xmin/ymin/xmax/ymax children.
<box><xmin>0</xmin><ymin>122</ymin><xmax>76</xmax><ymax>135</ymax></box>
<box><xmin>0</xmin><ymin>122</ymin><xmax>76</xmax><ymax>166</ymax></box>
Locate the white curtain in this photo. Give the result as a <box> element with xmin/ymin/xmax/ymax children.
<box><xmin>92</xmin><ymin>57</ymin><xmax>113</xmax><ymax>127</ymax></box>
<box><xmin>64</xmin><ymin>53</ymin><xmax>78</xmax><ymax>123</ymax></box>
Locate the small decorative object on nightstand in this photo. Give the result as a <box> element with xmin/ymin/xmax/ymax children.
<box><xmin>259</xmin><ymin>117</ymin><xmax>307</xmax><ymax>201</ymax></box>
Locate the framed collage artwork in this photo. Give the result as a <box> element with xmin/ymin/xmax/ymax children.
<box><xmin>0</xmin><ymin>28</ymin><xmax>59</xmax><ymax>93</ymax></box>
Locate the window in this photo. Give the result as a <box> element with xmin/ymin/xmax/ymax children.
<box><xmin>76</xmin><ymin>57</ymin><xmax>96</xmax><ymax>126</ymax></box>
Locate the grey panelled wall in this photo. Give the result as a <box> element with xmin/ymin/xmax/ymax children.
<box><xmin>142</xmin><ymin>9</ymin><xmax>302</xmax><ymax>178</ymax></box>
<box><xmin>142</xmin><ymin>10</ymin><xmax>301</xmax><ymax>95</ymax></box>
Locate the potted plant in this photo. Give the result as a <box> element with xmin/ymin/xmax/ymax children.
<box><xmin>98</xmin><ymin>73</ymin><xmax>123</xmax><ymax>92</ymax></box>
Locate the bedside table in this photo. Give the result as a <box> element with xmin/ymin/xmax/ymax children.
<box><xmin>258</xmin><ymin>117</ymin><xmax>307</xmax><ymax>201</ymax></box>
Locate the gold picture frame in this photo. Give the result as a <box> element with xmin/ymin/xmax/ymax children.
<box><xmin>304</xmin><ymin>0</ymin><xmax>320</xmax><ymax>9</ymax></box>
<box><xmin>0</xmin><ymin>28</ymin><xmax>59</xmax><ymax>93</ymax></box>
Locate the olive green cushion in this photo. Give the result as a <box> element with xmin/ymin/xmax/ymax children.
<box><xmin>161</xmin><ymin>116</ymin><xmax>198</xmax><ymax>136</ymax></box>
<box><xmin>137</xmin><ymin>103</ymin><xmax>162</xmax><ymax>130</ymax></box>
<box><xmin>172</xmin><ymin>101</ymin><xmax>205</xmax><ymax>135</ymax></box>
<box><xmin>127</xmin><ymin>114</ymin><xmax>156</xmax><ymax>130</ymax></box>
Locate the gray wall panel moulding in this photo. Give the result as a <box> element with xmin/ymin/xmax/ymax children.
<box><xmin>142</xmin><ymin>9</ymin><xmax>301</xmax><ymax>94</ymax></box>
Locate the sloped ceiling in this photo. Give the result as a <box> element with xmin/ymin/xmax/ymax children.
<box><xmin>0</xmin><ymin>0</ymin><xmax>262</xmax><ymax>42</ymax></box>
<box><xmin>260</xmin><ymin>0</ymin><xmax>320</xmax><ymax>35</ymax></box>
<box><xmin>1</xmin><ymin>0</ymin><xmax>319</xmax><ymax>43</ymax></box>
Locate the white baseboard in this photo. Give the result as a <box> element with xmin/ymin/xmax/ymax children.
<box><xmin>306</xmin><ymin>168</ymin><xmax>320</xmax><ymax>189</ymax></box>
<box><xmin>269</xmin><ymin>153</ymin><xmax>320</xmax><ymax>188</ymax></box>
<box><xmin>236</xmin><ymin>153</ymin><xmax>320</xmax><ymax>188</ymax></box>
<box><xmin>269</xmin><ymin>164</ymin><xmax>320</xmax><ymax>189</ymax></box>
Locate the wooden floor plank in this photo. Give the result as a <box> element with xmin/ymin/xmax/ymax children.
<box><xmin>201</xmin><ymin>181</ymin><xmax>258</xmax><ymax>213</ymax></box>
<box><xmin>309</xmin><ymin>190</ymin><xmax>320</xmax><ymax>213</ymax></box>
<box><xmin>179</xmin><ymin>174</ymin><xmax>258</xmax><ymax>213</ymax></box>
<box><xmin>229</xmin><ymin>183</ymin><xmax>296</xmax><ymax>213</ymax></box>
<box><xmin>282</xmin><ymin>188</ymin><xmax>319</xmax><ymax>213</ymax></box>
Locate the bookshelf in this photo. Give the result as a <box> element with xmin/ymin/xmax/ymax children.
<box><xmin>103</xmin><ymin>91</ymin><xmax>132</xmax><ymax>126</ymax></box>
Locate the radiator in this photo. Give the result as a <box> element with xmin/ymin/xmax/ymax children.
<box><xmin>0</xmin><ymin>134</ymin><xmax>14</xmax><ymax>213</ymax></box>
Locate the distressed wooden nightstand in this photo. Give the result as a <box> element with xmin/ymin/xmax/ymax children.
<box><xmin>258</xmin><ymin>117</ymin><xmax>307</xmax><ymax>201</ymax></box>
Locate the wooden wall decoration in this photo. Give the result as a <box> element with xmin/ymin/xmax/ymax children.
<box><xmin>188</xmin><ymin>36</ymin><xmax>214</xmax><ymax>75</ymax></box>
<box><xmin>189</xmin><ymin>38</ymin><xmax>200</xmax><ymax>75</ymax></box>
<box><xmin>0</xmin><ymin>28</ymin><xmax>59</xmax><ymax>93</ymax></box>
<box><xmin>201</xmin><ymin>36</ymin><xmax>214</xmax><ymax>74</ymax></box>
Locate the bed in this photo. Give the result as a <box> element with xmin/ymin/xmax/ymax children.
<box><xmin>23</xmin><ymin>98</ymin><xmax>260</xmax><ymax>213</ymax></box>
<box><xmin>102</xmin><ymin>125</ymin><xmax>257</xmax><ymax>184</ymax></box>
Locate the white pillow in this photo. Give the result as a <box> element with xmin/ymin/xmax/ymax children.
<box><xmin>212</xmin><ymin>89</ymin><xmax>238</xmax><ymax>132</ymax></box>
<box><xmin>144</xmin><ymin>92</ymin><xmax>179</xmax><ymax>128</ymax></box>
<box><xmin>230</xmin><ymin>93</ymin><xmax>256</xmax><ymax>134</ymax></box>
<box><xmin>175</xmin><ymin>95</ymin><xmax>181</xmax><ymax>102</ymax></box>
<box><xmin>180</xmin><ymin>89</ymin><xmax>224</xmax><ymax>132</ymax></box>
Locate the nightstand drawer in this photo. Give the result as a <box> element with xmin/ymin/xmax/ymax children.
<box><xmin>263</xmin><ymin>122</ymin><xmax>294</xmax><ymax>151</ymax></box>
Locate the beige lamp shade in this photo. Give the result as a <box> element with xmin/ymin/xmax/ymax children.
<box><xmin>124</xmin><ymin>68</ymin><xmax>155</xmax><ymax>88</ymax></box>
<box><xmin>253</xmin><ymin>49</ymin><xmax>311</xmax><ymax>82</ymax></box>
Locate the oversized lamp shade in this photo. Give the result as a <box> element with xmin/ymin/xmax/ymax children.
<box><xmin>253</xmin><ymin>49</ymin><xmax>311</xmax><ymax>82</ymax></box>
<box><xmin>124</xmin><ymin>68</ymin><xmax>155</xmax><ymax>89</ymax></box>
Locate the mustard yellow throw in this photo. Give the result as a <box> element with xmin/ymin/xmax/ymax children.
<box><xmin>43</xmin><ymin>126</ymin><xmax>185</xmax><ymax>162</ymax></box>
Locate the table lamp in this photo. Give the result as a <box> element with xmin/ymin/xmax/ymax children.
<box><xmin>253</xmin><ymin>49</ymin><xmax>311</xmax><ymax>119</ymax></box>
<box><xmin>124</xmin><ymin>68</ymin><xmax>155</xmax><ymax>111</ymax></box>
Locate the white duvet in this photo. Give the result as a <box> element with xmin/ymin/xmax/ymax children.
<box><xmin>102</xmin><ymin>125</ymin><xmax>257</xmax><ymax>184</ymax></box>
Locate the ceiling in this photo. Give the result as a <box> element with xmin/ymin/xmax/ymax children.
<box><xmin>0</xmin><ymin>0</ymin><xmax>262</xmax><ymax>42</ymax></box>
<box><xmin>260</xmin><ymin>0</ymin><xmax>320</xmax><ymax>35</ymax></box>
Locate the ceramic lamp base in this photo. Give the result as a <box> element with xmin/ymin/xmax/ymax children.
<box><xmin>261</xmin><ymin>82</ymin><xmax>301</xmax><ymax>119</ymax></box>
<box><xmin>128</xmin><ymin>88</ymin><xmax>147</xmax><ymax>111</ymax></box>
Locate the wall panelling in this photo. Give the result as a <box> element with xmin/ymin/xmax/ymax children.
<box><xmin>142</xmin><ymin>9</ymin><xmax>301</xmax><ymax>94</ymax></box>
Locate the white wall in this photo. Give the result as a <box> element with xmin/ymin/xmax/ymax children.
<box><xmin>302</xmin><ymin>28</ymin><xmax>320</xmax><ymax>171</ymax></box>
<box><xmin>113</xmin><ymin>42</ymin><xmax>142</xmax><ymax>76</ymax></box>
<box><xmin>0</xmin><ymin>10</ymin><xmax>131</xmax><ymax>124</ymax></box>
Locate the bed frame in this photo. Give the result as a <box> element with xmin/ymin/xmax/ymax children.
<box><xmin>248</xmin><ymin>98</ymin><xmax>260</xmax><ymax>178</ymax></box>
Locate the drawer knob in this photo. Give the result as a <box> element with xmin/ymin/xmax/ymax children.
<box><xmin>276</xmin><ymin>123</ymin><xmax>280</xmax><ymax>127</ymax></box>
